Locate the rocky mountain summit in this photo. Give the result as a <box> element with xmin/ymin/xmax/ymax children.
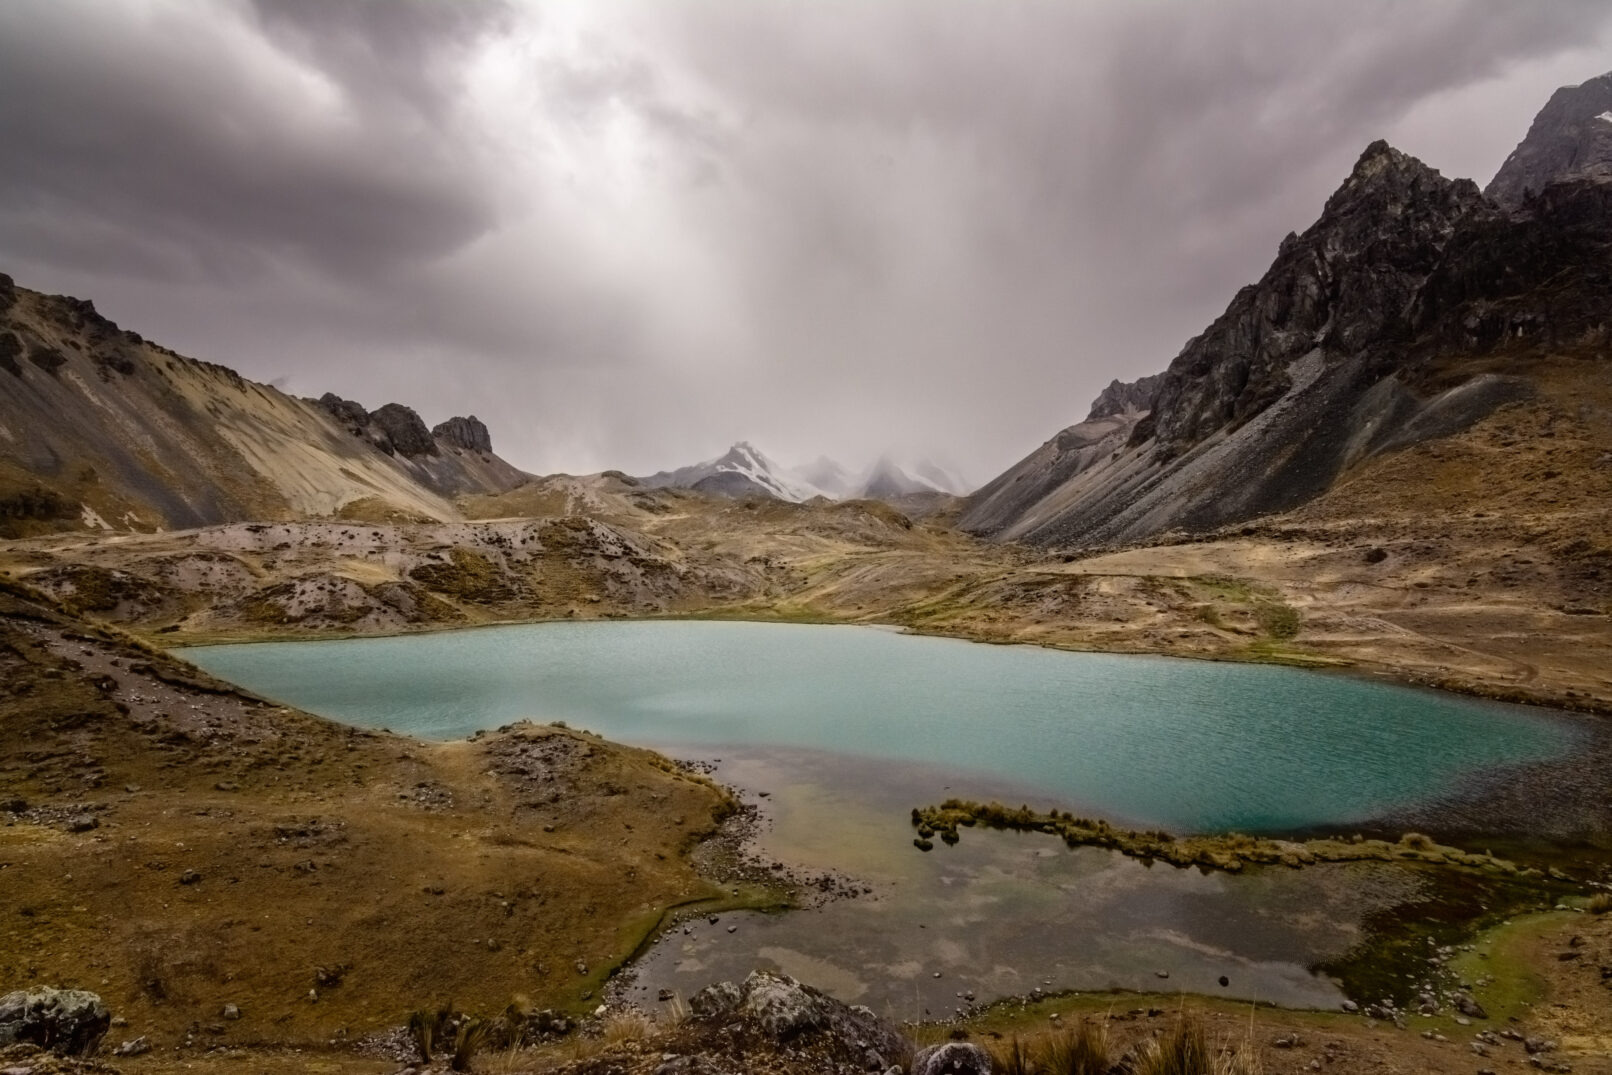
<box><xmin>963</xmin><ymin>77</ymin><xmax>1612</xmax><ymax>547</ymax></box>
<box><xmin>1487</xmin><ymin>71</ymin><xmax>1612</xmax><ymax>208</ymax></box>
<box><xmin>1086</xmin><ymin>372</ymin><xmax>1163</xmax><ymax>421</ymax></box>
<box><xmin>317</xmin><ymin>395</ymin><xmax>499</xmax><ymax>462</ymax></box>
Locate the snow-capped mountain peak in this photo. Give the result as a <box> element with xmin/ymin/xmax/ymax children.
<box><xmin>640</xmin><ymin>442</ymin><xmax>827</xmax><ymax>502</ymax></box>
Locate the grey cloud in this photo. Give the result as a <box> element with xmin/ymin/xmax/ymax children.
<box><xmin>0</xmin><ymin>0</ymin><xmax>498</xmax><ymax>282</ymax></box>
<box><xmin>2</xmin><ymin>1</ymin><xmax>1610</xmax><ymax>481</ymax></box>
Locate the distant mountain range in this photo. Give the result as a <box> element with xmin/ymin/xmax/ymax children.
<box><xmin>639</xmin><ymin>442</ymin><xmax>971</xmax><ymax>504</ymax></box>
<box><xmin>961</xmin><ymin>70</ymin><xmax>1612</xmax><ymax>546</ymax></box>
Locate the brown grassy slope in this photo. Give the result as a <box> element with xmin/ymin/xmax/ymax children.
<box><xmin>0</xmin><ymin>579</ymin><xmax>738</xmax><ymax>1051</ymax></box>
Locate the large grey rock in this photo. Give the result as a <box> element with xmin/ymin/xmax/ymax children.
<box><xmin>0</xmin><ymin>988</ymin><xmax>111</xmax><ymax>1056</ymax></box>
<box><xmin>432</xmin><ymin>415</ymin><xmax>493</xmax><ymax>454</ymax></box>
<box><xmin>1487</xmin><ymin>71</ymin><xmax>1612</xmax><ymax>209</ymax></box>
<box><xmin>913</xmin><ymin>1042</ymin><xmax>993</xmax><ymax>1075</ymax></box>
<box><xmin>687</xmin><ymin>972</ymin><xmax>908</xmax><ymax>1067</ymax></box>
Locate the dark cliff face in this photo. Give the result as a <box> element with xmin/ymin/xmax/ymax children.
<box><xmin>1412</xmin><ymin>179</ymin><xmax>1612</xmax><ymax>357</ymax></box>
<box><xmin>1486</xmin><ymin>72</ymin><xmax>1612</xmax><ymax>210</ymax></box>
<box><xmin>432</xmin><ymin>415</ymin><xmax>493</xmax><ymax>454</ymax></box>
<box><xmin>1137</xmin><ymin>142</ymin><xmax>1487</xmax><ymax>461</ymax></box>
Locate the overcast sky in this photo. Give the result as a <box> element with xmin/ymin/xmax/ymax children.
<box><xmin>3</xmin><ymin>1</ymin><xmax>1610</xmax><ymax>483</ymax></box>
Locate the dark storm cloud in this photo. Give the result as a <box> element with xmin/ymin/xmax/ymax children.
<box><xmin>0</xmin><ymin>0</ymin><xmax>501</xmax><ymax>282</ymax></box>
<box><xmin>2</xmin><ymin>1</ymin><xmax>1610</xmax><ymax>480</ymax></box>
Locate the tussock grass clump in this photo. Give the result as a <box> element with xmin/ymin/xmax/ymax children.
<box><xmin>1254</xmin><ymin>602</ymin><xmax>1300</xmax><ymax>640</ymax></box>
<box><xmin>1587</xmin><ymin>891</ymin><xmax>1612</xmax><ymax>914</ymax></box>
<box><xmin>1042</xmin><ymin>1019</ymin><xmax>1111</xmax><ymax>1075</ymax></box>
<box><xmin>1133</xmin><ymin>1014</ymin><xmax>1262</xmax><ymax>1075</ymax></box>
<box><xmin>988</xmin><ymin>1035</ymin><xmax>1033</xmax><ymax>1075</ymax></box>
<box><xmin>910</xmin><ymin>799</ymin><xmax>1523</xmax><ymax>876</ymax></box>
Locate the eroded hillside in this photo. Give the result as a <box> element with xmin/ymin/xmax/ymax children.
<box><xmin>0</xmin><ymin>274</ymin><xmax>528</xmax><ymax>534</ymax></box>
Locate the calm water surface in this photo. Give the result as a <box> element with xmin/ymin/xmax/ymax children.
<box><xmin>181</xmin><ymin>620</ymin><xmax>1577</xmax><ymax>831</ymax></box>
<box><xmin>179</xmin><ymin>621</ymin><xmax>1583</xmax><ymax>1009</ymax></box>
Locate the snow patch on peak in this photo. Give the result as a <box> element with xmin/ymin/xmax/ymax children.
<box><xmin>640</xmin><ymin>442</ymin><xmax>826</xmax><ymax>502</ymax></box>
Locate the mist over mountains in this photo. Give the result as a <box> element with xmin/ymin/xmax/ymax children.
<box><xmin>639</xmin><ymin>443</ymin><xmax>971</xmax><ymax>504</ymax></box>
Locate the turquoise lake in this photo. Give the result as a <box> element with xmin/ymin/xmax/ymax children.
<box><xmin>180</xmin><ymin>620</ymin><xmax>1579</xmax><ymax>833</ymax></box>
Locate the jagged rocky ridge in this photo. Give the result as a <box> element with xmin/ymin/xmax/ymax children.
<box><xmin>1487</xmin><ymin>71</ymin><xmax>1612</xmax><ymax>209</ymax></box>
<box><xmin>962</xmin><ymin>86</ymin><xmax>1612</xmax><ymax>546</ymax></box>
<box><xmin>0</xmin><ymin>275</ymin><xmax>530</xmax><ymax>532</ymax></box>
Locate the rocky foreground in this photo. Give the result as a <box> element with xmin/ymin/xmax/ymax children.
<box><xmin>7</xmin><ymin>941</ymin><xmax>1612</xmax><ymax>1075</ymax></box>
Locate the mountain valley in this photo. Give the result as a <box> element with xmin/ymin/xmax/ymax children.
<box><xmin>5</xmin><ymin>62</ymin><xmax>1612</xmax><ymax>1075</ymax></box>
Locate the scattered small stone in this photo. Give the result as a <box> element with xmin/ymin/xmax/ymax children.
<box><xmin>221</xmin><ymin>1003</ymin><xmax>240</xmax><ymax>1020</ymax></box>
<box><xmin>179</xmin><ymin>869</ymin><xmax>201</xmax><ymax>885</ymax></box>
<box><xmin>65</xmin><ymin>815</ymin><xmax>98</xmax><ymax>833</ymax></box>
<box><xmin>113</xmin><ymin>1036</ymin><xmax>151</xmax><ymax>1056</ymax></box>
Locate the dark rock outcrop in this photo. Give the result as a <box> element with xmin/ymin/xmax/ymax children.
<box><xmin>1487</xmin><ymin>71</ymin><xmax>1612</xmax><ymax>209</ymax></box>
<box><xmin>0</xmin><ymin>272</ymin><xmax>14</xmax><ymax>313</ymax></box>
<box><xmin>0</xmin><ymin>988</ymin><xmax>111</xmax><ymax>1056</ymax></box>
<box><xmin>1086</xmin><ymin>372</ymin><xmax>1163</xmax><ymax>421</ymax></box>
<box><xmin>432</xmin><ymin>415</ymin><xmax>493</xmax><ymax>454</ymax></box>
<box><xmin>317</xmin><ymin>392</ymin><xmax>371</xmax><ymax>438</ymax></box>
<box><xmin>0</xmin><ymin>330</ymin><xmax>20</xmax><ymax>377</ymax></box>
<box><xmin>1410</xmin><ymin>178</ymin><xmax>1612</xmax><ymax>355</ymax></box>
<box><xmin>370</xmin><ymin>403</ymin><xmax>439</xmax><ymax>458</ymax></box>
<box><xmin>316</xmin><ymin>396</ymin><xmax>440</xmax><ymax>458</ymax></box>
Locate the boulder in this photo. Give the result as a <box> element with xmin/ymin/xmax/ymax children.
<box><xmin>913</xmin><ymin>1041</ymin><xmax>994</xmax><ymax>1075</ymax></box>
<box><xmin>0</xmin><ymin>988</ymin><xmax>111</xmax><ymax>1056</ymax></box>
<box><xmin>688</xmin><ymin>972</ymin><xmax>908</xmax><ymax>1067</ymax></box>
